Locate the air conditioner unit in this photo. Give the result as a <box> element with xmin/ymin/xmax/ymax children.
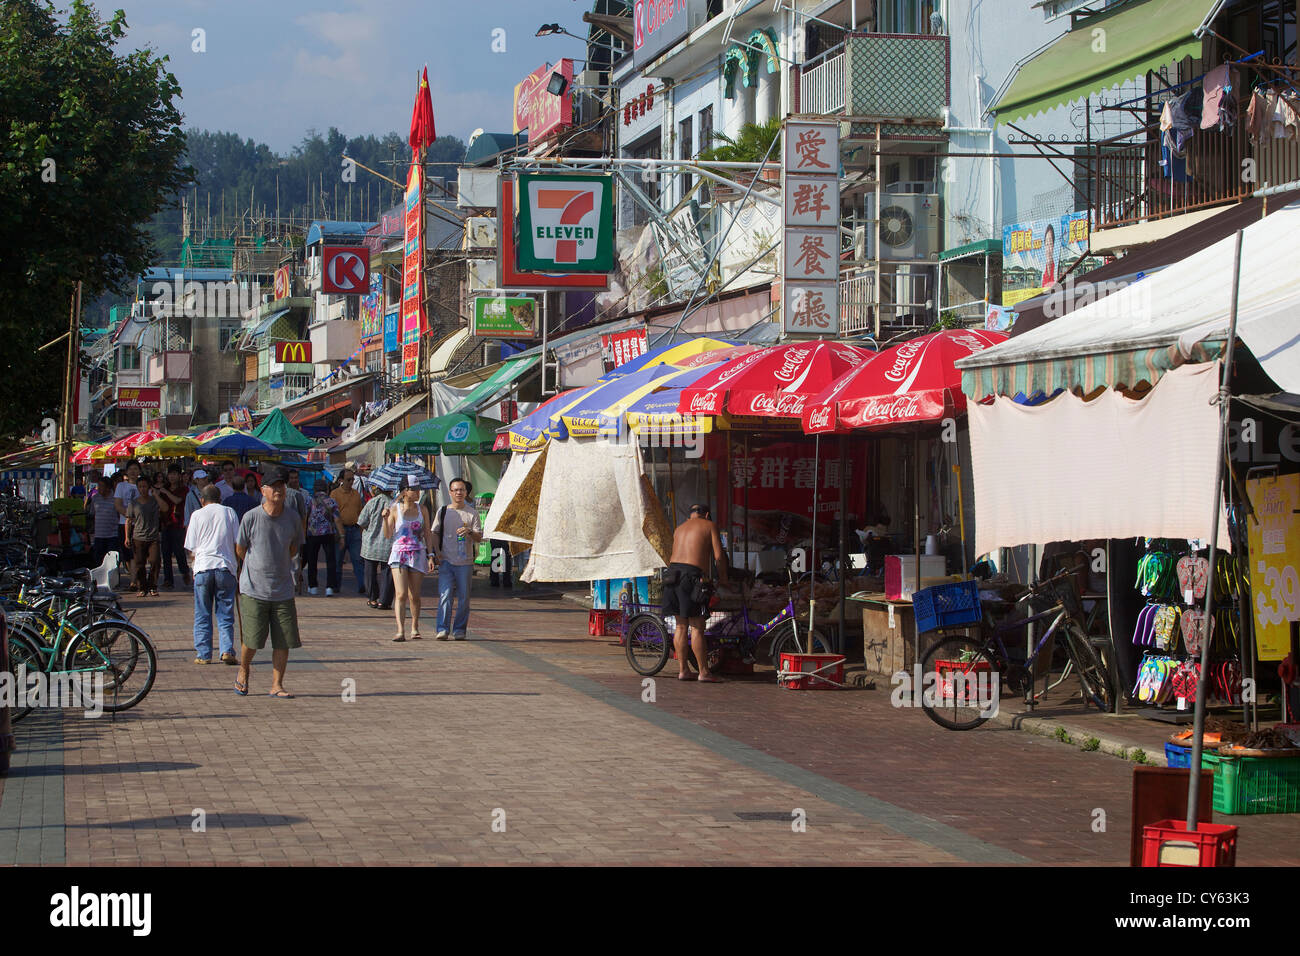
<box><xmin>876</xmin><ymin>194</ymin><xmax>939</xmax><ymax>261</ymax></box>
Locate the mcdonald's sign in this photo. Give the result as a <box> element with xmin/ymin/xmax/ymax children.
<box><xmin>275</xmin><ymin>341</ymin><xmax>312</xmax><ymax>363</ymax></box>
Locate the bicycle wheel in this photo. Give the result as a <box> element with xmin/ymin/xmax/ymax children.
<box><xmin>624</xmin><ymin>614</ymin><xmax>671</xmax><ymax>677</ymax></box>
<box><xmin>918</xmin><ymin>634</ymin><xmax>1001</xmax><ymax>731</ymax></box>
<box><xmin>765</xmin><ymin>620</ymin><xmax>831</xmax><ymax>665</ymax></box>
<box><xmin>6</xmin><ymin>628</ymin><xmax>44</xmax><ymax>723</ymax></box>
<box><xmin>1064</xmin><ymin>623</ymin><xmax>1114</xmax><ymax>713</ymax></box>
<box><xmin>63</xmin><ymin>620</ymin><xmax>156</xmax><ymax>712</ymax></box>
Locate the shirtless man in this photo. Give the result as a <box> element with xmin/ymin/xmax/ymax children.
<box><xmin>663</xmin><ymin>504</ymin><xmax>730</xmax><ymax>682</ymax></box>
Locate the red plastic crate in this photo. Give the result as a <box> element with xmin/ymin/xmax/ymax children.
<box><xmin>1141</xmin><ymin>819</ymin><xmax>1238</xmax><ymax>867</ymax></box>
<box><xmin>933</xmin><ymin>658</ymin><xmax>995</xmax><ymax>704</ymax></box>
<box><xmin>778</xmin><ymin>653</ymin><xmax>845</xmax><ymax>690</ymax></box>
<box><xmin>588</xmin><ymin>610</ymin><xmax>622</xmax><ymax>637</ymax></box>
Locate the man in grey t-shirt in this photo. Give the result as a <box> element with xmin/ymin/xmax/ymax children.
<box><xmin>234</xmin><ymin>467</ymin><xmax>305</xmax><ymax>699</ymax></box>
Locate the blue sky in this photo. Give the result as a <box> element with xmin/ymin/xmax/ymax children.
<box><xmin>115</xmin><ymin>0</ymin><xmax>598</xmax><ymax>151</ymax></box>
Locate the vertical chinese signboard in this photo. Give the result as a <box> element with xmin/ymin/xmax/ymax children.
<box><xmin>401</xmin><ymin>162</ymin><xmax>424</xmax><ymax>383</ymax></box>
<box><xmin>1245</xmin><ymin>473</ymin><xmax>1300</xmax><ymax>661</ymax></box>
<box><xmin>782</xmin><ymin>119</ymin><xmax>840</xmax><ymax>336</ymax></box>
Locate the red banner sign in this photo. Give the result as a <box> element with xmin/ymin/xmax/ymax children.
<box><xmin>513</xmin><ymin>59</ymin><xmax>573</xmax><ymax>141</ymax></box>
<box><xmin>730</xmin><ymin>441</ymin><xmax>868</xmax><ymax>549</ymax></box>
<box><xmin>274</xmin><ymin>340</ymin><xmax>312</xmax><ymax>364</ymax></box>
<box><xmin>401</xmin><ymin>162</ymin><xmax>424</xmax><ymax>384</ymax></box>
<box><xmin>117</xmin><ymin>387</ymin><xmax>160</xmax><ymax>410</ymax></box>
<box><xmin>602</xmin><ymin>329</ymin><xmax>649</xmax><ymax>370</ymax></box>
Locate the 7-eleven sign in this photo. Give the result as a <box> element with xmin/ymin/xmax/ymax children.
<box><xmin>515</xmin><ymin>173</ymin><xmax>614</xmax><ymax>273</ymax></box>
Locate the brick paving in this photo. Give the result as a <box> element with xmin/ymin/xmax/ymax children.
<box><xmin>3</xmin><ymin>572</ymin><xmax>1297</xmax><ymax>865</ymax></box>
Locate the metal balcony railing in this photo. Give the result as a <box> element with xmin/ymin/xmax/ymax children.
<box><xmin>1092</xmin><ymin>119</ymin><xmax>1300</xmax><ymax>229</ymax></box>
<box><xmin>799</xmin><ymin>44</ymin><xmax>846</xmax><ymax>115</ymax></box>
<box><xmin>839</xmin><ymin>268</ymin><xmax>934</xmax><ymax>336</ymax></box>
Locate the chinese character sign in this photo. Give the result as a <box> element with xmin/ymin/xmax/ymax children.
<box><xmin>782</xmin><ymin>119</ymin><xmax>839</xmax><ymax>336</ymax></box>
<box><xmin>729</xmin><ymin>440</ymin><xmax>867</xmax><ymax>549</ymax></box>
<box><xmin>401</xmin><ymin>162</ymin><xmax>424</xmax><ymax>383</ymax></box>
<box><xmin>785</xmin><ymin>121</ymin><xmax>838</xmax><ymax>174</ymax></box>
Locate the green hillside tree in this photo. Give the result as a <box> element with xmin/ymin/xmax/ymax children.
<box><xmin>0</xmin><ymin>0</ymin><xmax>192</xmax><ymax>441</ymax></box>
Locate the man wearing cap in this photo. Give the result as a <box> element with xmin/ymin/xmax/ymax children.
<box><xmin>234</xmin><ymin>466</ymin><xmax>305</xmax><ymax>699</ymax></box>
<box><xmin>186</xmin><ymin>484</ymin><xmax>240</xmax><ymax>664</ymax></box>
<box><xmin>185</xmin><ymin>468</ymin><xmax>211</xmax><ymax>527</ymax></box>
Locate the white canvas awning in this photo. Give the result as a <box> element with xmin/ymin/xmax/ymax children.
<box><xmin>969</xmin><ymin>361</ymin><xmax>1230</xmax><ymax>555</ymax></box>
<box><xmin>959</xmin><ymin>199</ymin><xmax>1300</xmax><ymax>399</ymax></box>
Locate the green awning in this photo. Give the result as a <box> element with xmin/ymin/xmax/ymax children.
<box><xmin>992</xmin><ymin>0</ymin><xmax>1216</xmax><ymax>125</ymax></box>
<box><xmin>448</xmin><ymin>356</ymin><xmax>540</xmax><ymax>415</ymax></box>
<box><xmin>939</xmin><ymin>239</ymin><xmax>1002</xmax><ymax>263</ymax></box>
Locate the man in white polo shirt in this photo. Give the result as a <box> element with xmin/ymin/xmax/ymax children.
<box><xmin>185</xmin><ymin>484</ymin><xmax>241</xmax><ymax>665</ymax></box>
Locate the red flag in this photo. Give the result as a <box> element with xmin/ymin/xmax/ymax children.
<box><xmin>409</xmin><ymin>66</ymin><xmax>436</xmax><ymax>155</ymax></box>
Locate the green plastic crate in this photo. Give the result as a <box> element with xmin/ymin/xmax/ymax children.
<box><xmin>1201</xmin><ymin>751</ymin><xmax>1300</xmax><ymax>815</ymax></box>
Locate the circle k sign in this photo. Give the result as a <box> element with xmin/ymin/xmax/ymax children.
<box><xmin>322</xmin><ymin>246</ymin><xmax>371</xmax><ymax>295</ymax></box>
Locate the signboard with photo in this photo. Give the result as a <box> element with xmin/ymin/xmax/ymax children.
<box><xmin>1001</xmin><ymin>210</ymin><xmax>1099</xmax><ymax>307</ymax></box>
<box><xmin>360</xmin><ymin>273</ymin><xmax>383</xmax><ymax>339</ymax></box>
<box><xmin>472</xmin><ymin>296</ymin><xmax>539</xmax><ymax>339</ymax></box>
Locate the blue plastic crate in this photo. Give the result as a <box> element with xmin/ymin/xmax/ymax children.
<box><xmin>1166</xmin><ymin>742</ymin><xmax>1191</xmax><ymax>768</ymax></box>
<box><xmin>913</xmin><ymin>580</ymin><xmax>983</xmax><ymax>633</ymax></box>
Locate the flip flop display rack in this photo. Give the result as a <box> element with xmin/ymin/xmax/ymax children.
<box><xmin>1130</xmin><ymin>536</ymin><xmax>1247</xmax><ymax>714</ymax></box>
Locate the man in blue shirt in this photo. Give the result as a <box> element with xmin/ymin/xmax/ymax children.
<box><xmin>223</xmin><ymin>475</ymin><xmax>258</xmax><ymax>522</ymax></box>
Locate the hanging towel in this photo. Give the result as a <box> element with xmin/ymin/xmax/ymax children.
<box><xmin>1200</xmin><ymin>64</ymin><xmax>1235</xmax><ymax>130</ymax></box>
<box><xmin>1246</xmin><ymin>89</ymin><xmax>1268</xmax><ymax>140</ymax></box>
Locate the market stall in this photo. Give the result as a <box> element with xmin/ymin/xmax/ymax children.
<box><xmin>958</xmin><ymin>206</ymin><xmax>1300</xmax><ymax>823</ymax></box>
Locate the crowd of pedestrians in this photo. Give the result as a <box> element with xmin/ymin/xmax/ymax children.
<box><xmin>76</xmin><ymin>458</ymin><xmax>489</xmax><ymax>699</ymax></box>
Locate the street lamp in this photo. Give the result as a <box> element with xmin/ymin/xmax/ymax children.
<box><xmin>535</xmin><ymin>23</ymin><xmax>586</xmax><ymax>41</ymax></box>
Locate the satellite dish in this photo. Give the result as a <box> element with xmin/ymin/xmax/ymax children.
<box><xmin>467</xmin><ymin>128</ymin><xmax>485</xmax><ymax>149</ymax></box>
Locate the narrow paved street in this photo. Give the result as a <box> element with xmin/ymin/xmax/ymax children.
<box><xmin>3</xmin><ymin>578</ymin><xmax>1296</xmax><ymax>866</ymax></box>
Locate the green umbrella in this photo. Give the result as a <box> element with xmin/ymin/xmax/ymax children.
<box><xmin>386</xmin><ymin>414</ymin><xmax>505</xmax><ymax>456</ymax></box>
<box><xmin>253</xmin><ymin>408</ymin><xmax>317</xmax><ymax>451</ymax></box>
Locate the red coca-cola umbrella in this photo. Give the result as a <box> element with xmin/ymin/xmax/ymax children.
<box><xmin>802</xmin><ymin>329</ymin><xmax>1008</xmax><ymax>433</ymax></box>
<box><xmin>677</xmin><ymin>341</ymin><xmax>873</xmax><ymax>420</ymax></box>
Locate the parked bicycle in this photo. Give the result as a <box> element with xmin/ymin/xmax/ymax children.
<box><xmin>918</xmin><ymin>568</ymin><xmax>1114</xmax><ymax>731</ymax></box>
<box><xmin>623</xmin><ymin>560</ymin><xmax>831</xmax><ymax>677</ymax></box>
<box><xmin>1</xmin><ymin>560</ymin><xmax>156</xmax><ymax>719</ymax></box>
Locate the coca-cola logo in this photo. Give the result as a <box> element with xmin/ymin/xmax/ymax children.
<box><xmin>806</xmin><ymin>405</ymin><xmax>833</xmax><ymax>430</ymax></box>
<box><xmin>748</xmin><ymin>392</ymin><xmax>806</xmax><ymax>416</ymax></box>
<box><xmin>773</xmin><ymin>346</ymin><xmax>812</xmax><ymax>383</ymax></box>
<box><xmin>883</xmin><ymin>340</ymin><xmax>925</xmax><ymax>383</ymax></box>
<box><xmin>688</xmin><ymin>392</ymin><xmax>720</xmax><ymax>414</ymax></box>
<box><xmin>834</xmin><ymin>348</ymin><xmax>865</xmax><ymax>366</ymax></box>
<box><xmin>950</xmin><ymin>332</ymin><xmax>989</xmax><ymax>353</ymax></box>
<box><xmin>853</xmin><ymin>394</ymin><xmax>924</xmax><ymax>423</ymax></box>
<box><xmin>711</xmin><ymin>349</ymin><xmax>767</xmax><ymax>386</ymax></box>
